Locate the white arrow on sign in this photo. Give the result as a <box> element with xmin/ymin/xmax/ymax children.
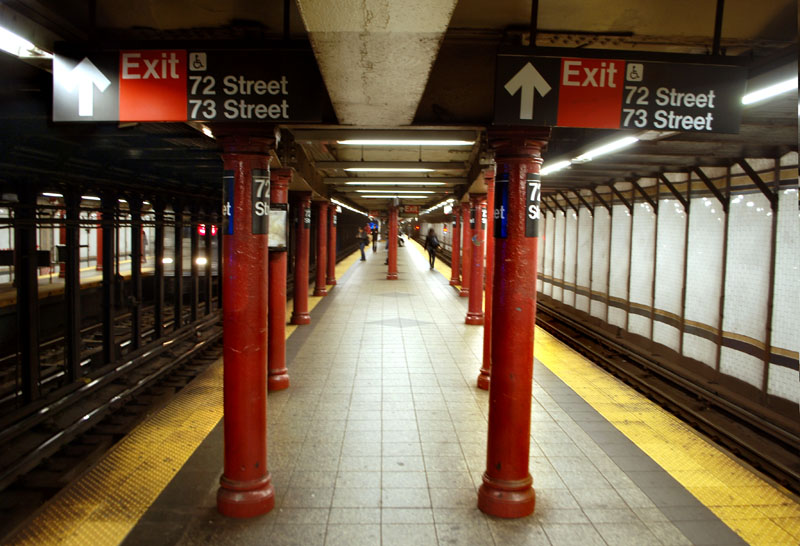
<box><xmin>63</xmin><ymin>58</ymin><xmax>111</xmax><ymax>117</ymax></box>
<box><xmin>504</xmin><ymin>62</ymin><xmax>551</xmax><ymax>120</ymax></box>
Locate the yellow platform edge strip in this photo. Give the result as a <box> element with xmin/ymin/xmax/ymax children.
<box><xmin>6</xmin><ymin>250</ymin><xmax>361</xmax><ymax>546</ymax></box>
<box><xmin>534</xmin><ymin>328</ymin><xmax>800</xmax><ymax>546</ymax></box>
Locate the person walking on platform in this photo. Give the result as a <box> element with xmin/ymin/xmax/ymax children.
<box><xmin>372</xmin><ymin>227</ymin><xmax>378</xmax><ymax>253</ymax></box>
<box><xmin>356</xmin><ymin>227</ymin><xmax>368</xmax><ymax>261</ymax></box>
<box><xmin>424</xmin><ymin>228</ymin><xmax>440</xmax><ymax>270</ymax></box>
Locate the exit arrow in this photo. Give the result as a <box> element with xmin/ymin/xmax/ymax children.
<box><xmin>63</xmin><ymin>58</ymin><xmax>111</xmax><ymax>117</ymax></box>
<box><xmin>504</xmin><ymin>62</ymin><xmax>551</xmax><ymax>120</ymax></box>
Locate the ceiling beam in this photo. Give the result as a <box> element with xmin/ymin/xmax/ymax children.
<box><xmin>291</xmin><ymin>128</ymin><xmax>480</xmax><ymax>142</ymax></box>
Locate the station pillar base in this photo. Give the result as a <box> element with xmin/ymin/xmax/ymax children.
<box><xmin>465</xmin><ymin>312</ymin><xmax>484</xmax><ymax>325</ymax></box>
<box><xmin>476</xmin><ymin>371</ymin><xmax>490</xmax><ymax>390</ymax></box>
<box><xmin>477</xmin><ymin>475</ymin><xmax>535</xmax><ymax>518</ymax></box>
<box><xmin>290</xmin><ymin>312</ymin><xmax>311</xmax><ymax>325</ymax></box>
<box><xmin>218</xmin><ymin>474</ymin><xmax>275</xmax><ymax>518</ymax></box>
<box><xmin>313</xmin><ymin>287</ymin><xmax>328</xmax><ymax>296</ymax></box>
<box><xmin>386</xmin><ymin>273</ymin><xmax>398</xmax><ymax>280</ymax></box>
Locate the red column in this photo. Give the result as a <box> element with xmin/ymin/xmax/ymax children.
<box><xmin>290</xmin><ymin>192</ymin><xmax>312</xmax><ymax>324</ymax></box>
<box><xmin>478</xmin><ymin>166</ymin><xmax>496</xmax><ymax>390</ymax></box>
<box><xmin>95</xmin><ymin>212</ymin><xmax>103</xmax><ymax>271</ymax></box>
<box><xmin>326</xmin><ymin>206</ymin><xmax>337</xmax><ymax>285</ymax></box>
<box><xmin>449</xmin><ymin>212</ymin><xmax>461</xmax><ymax>286</ymax></box>
<box><xmin>459</xmin><ymin>202</ymin><xmax>471</xmax><ymax>297</ymax></box>
<box><xmin>478</xmin><ymin>128</ymin><xmax>548</xmax><ymax>519</ymax></box>
<box><xmin>313</xmin><ymin>201</ymin><xmax>329</xmax><ymax>296</ymax></box>
<box><xmin>268</xmin><ymin>168</ymin><xmax>290</xmax><ymax>392</ymax></box>
<box><xmin>386</xmin><ymin>206</ymin><xmax>398</xmax><ymax>280</ymax></box>
<box><xmin>217</xmin><ymin>136</ymin><xmax>275</xmax><ymax>518</ymax></box>
<box><xmin>466</xmin><ymin>194</ymin><xmax>487</xmax><ymax>325</ymax></box>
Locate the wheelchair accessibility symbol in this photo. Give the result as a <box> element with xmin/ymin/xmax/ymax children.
<box><xmin>626</xmin><ymin>63</ymin><xmax>643</xmax><ymax>82</ymax></box>
<box><xmin>189</xmin><ymin>52</ymin><xmax>207</xmax><ymax>71</ymax></box>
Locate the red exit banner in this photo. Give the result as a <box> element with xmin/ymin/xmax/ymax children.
<box><xmin>494</xmin><ymin>54</ymin><xmax>746</xmax><ymax>133</ymax></box>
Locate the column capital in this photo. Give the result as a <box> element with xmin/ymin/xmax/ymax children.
<box><xmin>488</xmin><ymin>127</ymin><xmax>550</xmax><ymax>159</ymax></box>
<box><xmin>219</xmin><ymin>135</ymin><xmax>277</xmax><ymax>156</ymax></box>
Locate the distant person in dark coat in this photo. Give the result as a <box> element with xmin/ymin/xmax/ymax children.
<box><xmin>424</xmin><ymin>228</ymin><xmax>440</xmax><ymax>270</ymax></box>
<box><xmin>356</xmin><ymin>227</ymin><xmax>368</xmax><ymax>260</ymax></box>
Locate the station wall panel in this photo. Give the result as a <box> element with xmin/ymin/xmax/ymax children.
<box><xmin>720</xmin><ymin>189</ymin><xmax>772</xmax><ymax>388</ymax></box>
<box><xmin>653</xmin><ymin>197</ymin><xmax>687</xmax><ymax>352</ymax></box>
<box><xmin>543</xmin><ymin>210</ymin><xmax>555</xmax><ymax>297</ymax></box>
<box><xmin>628</xmin><ymin>202</ymin><xmax>656</xmax><ymax>339</ymax></box>
<box><xmin>683</xmin><ymin>194</ymin><xmax>725</xmax><ymax>368</ymax></box>
<box><xmin>552</xmin><ymin>211</ymin><xmax>566</xmax><ymax>302</ymax></box>
<box><xmin>608</xmin><ymin>204</ymin><xmax>631</xmax><ymax>329</ymax></box>
<box><xmin>589</xmin><ymin>206</ymin><xmax>610</xmax><ymax>321</ymax></box>
<box><xmin>576</xmin><ymin>207</ymin><xmax>593</xmax><ymax>314</ymax></box>
<box><xmin>563</xmin><ymin>211</ymin><xmax>578</xmax><ymax>307</ymax></box>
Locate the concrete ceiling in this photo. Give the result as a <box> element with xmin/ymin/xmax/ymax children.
<box><xmin>0</xmin><ymin>0</ymin><xmax>796</xmax><ymax>212</ymax></box>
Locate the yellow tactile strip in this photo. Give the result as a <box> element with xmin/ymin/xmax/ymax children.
<box><xmin>534</xmin><ymin>328</ymin><xmax>800</xmax><ymax>546</ymax></box>
<box><xmin>5</xmin><ymin>250</ymin><xmax>361</xmax><ymax>546</ymax></box>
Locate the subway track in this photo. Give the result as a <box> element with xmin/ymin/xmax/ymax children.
<box><xmin>417</xmin><ymin>235</ymin><xmax>800</xmax><ymax>496</ymax></box>
<box><xmin>0</xmin><ymin>313</ymin><xmax>222</xmax><ymax>539</ymax></box>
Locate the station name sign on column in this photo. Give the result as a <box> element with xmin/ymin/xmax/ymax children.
<box><xmin>494</xmin><ymin>54</ymin><xmax>746</xmax><ymax>133</ymax></box>
<box><xmin>53</xmin><ymin>46</ymin><xmax>324</xmax><ymax>122</ymax></box>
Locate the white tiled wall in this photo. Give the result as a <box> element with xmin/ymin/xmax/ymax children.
<box><xmin>543</xmin><ymin>211</ymin><xmax>555</xmax><ymax>297</ymax></box>
<box><xmin>683</xmin><ymin>194</ymin><xmax>725</xmax><ymax>368</ymax></box>
<box><xmin>537</xmin><ymin>211</ymin><xmax>545</xmax><ymax>292</ymax></box>
<box><xmin>563</xmin><ymin>211</ymin><xmax>578</xmax><ymax>306</ymax></box>
<box><xmin>552</xmin><ymin>211</ymin><xmax>565</xmax><ymax>301</ymax></box>
<box><xmin>608</xmin><ymin>204</ymin><xmax>631</xmax><ymax>328</ymax></box>
<box><xmin>653</xmin><ymin>198</ymin><xmax>687</xmax><ymax>352</ymax></box>
<box><xmin>720</xmin><ymin>190</ymin><xmax>772</xmax><ymax>388</ymax></box>
<box><xmin>576</xmin><ymin>208</ymin><xmax>593</xmax><ymax>313</ymax></box>
<box><xmin>768</xmin><ymin>188</ymin><xmax>799</xmax><ymax>401</ymax></box>
<box><xmin>590</xmin><ymin>205</ymin><xmax>610</xmax><ymax>321</ymax></box>
<box><xmin>629</xmin><ymin>201</ymin><xmax>656</xmax><ymax>339</ymax></box>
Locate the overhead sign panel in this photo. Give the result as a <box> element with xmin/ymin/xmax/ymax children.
<box><xmin>53</xmin><ymin>46</ymin><xmax>324</xmax><ymax>122</ymax></box>
<box><xmin>494</xmin><ymin>54</ymin><xmax>746</xmax><ymax>133</ymax></box>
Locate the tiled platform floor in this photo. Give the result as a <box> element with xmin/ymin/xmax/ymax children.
<box><xmin>121</xmin><ymin>242</ymin><xmax>758</xmax><ymax>545</ymax></box>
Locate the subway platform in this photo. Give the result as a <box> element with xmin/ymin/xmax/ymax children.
<box><xmin>6</xmin><ymin>241</ymin><xmax>799</xmax><ymax>546</ymax></box>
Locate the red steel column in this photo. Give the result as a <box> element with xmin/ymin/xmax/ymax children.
<box><xmin>313</xmin><ymin>201</ymin><xmax>329</xmax><ymax>296</ymax></box>
<box><xmin>466</xmin><ymin>194</ymin><xmax>487</xmax><ymax>325</ymax></box>
<box><xmin>459</xmin><ymin>202</ymin><xmax>471</xmax><ymax>297</ymax></box>
<box><xmin>386</xmin><ymin>206</ymin><xmax>398</xmax><ymax>280</ymax></box>
<box><xmin>290</xmin><ymin>192</ymin><xmax>312</xmax><ymax>324</ymax></box>
<box><xmin>217</xmin><ymin>136</ymin><xmax>275</xmax><ymax>518</ymax></box>
<box><xmin>268</xmin><ymin>168</ymin><xmax>290</xmax><ymax>392</ymax></box>
<box><xmin>449</xmin><ymin>212</ymin><xmax>461</xmax><ymax>286</ymax></box>
<box><xmin>478</xmin><ymin>166</ymin><xmax>496</xmax><ymax>390</ymax></box>
<box><xmin>478</xmin><ymin>128</ymin><xmax>548</xmax><ymax>519</ymax></box>
<box><xmin>326</xmin><ymin>206</ymin><xmax>337</xmax><ymax>285</ymax></box>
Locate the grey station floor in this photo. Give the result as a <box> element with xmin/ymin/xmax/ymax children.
<box><xmin>123</xmin><ymin>242</ymin><xmax>748</xmax><ymax>546</ymax></box>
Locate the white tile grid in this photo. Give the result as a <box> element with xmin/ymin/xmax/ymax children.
<box><xmin>720</xmin><ymin>192</ymin><xmax>771</xmax><ymax>386</ymax></box>
<box><xmin>608</xmin><ymin>205</ymin><xmax>631</xmax><ymax>329</ymax></box>
<box><xmin>767</xmin><ymin>189</ymin><xmax>800</xmax><ymax>402</ymax></box>
<box><xmin>563</xmin><ymin>211</ymin><xmax>578</xmax><ymax>307</ymax></box>
<box><xmin>652</xmin><ymin>199</ymin><xmax>687</xmax><ymax>352</ymax></box>
<box><xmin>683</xmin><ymin>196</ymin><xmax>725</xmax><ymax>367</ymax></box>
<box><xmin>590</xmin><ymin>207</ymin><xmax>610</xmax><ymax>321</ymax></box>
<box><xmin>575</xmin><ymin>208</ymin><xmax>593</xmax><ymax>313</ymax></box>
<box><xmin>552</xmin><ymin>212</ymin><xmax>566</xmax><ymax>302</ymax></box>
<box><xmin>628</xmin><ymin>204</ymin><xmax>655</xmax><ymax>339</ymax></box>
<box><xmin>543</xmin><ymin>211</ymin><xmax>555</xmax><ymax>297</ymax></box>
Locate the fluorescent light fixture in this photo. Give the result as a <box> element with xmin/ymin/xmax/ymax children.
<box><xmin>355</xmin><ymin>190</ymin><xmax>434</xmax><ymax>194</ymax></box>
<box><xmin>202</xmin><ymin>126</ymin><xmax>215</xmax><ymax>139</ymax></box>
<box><xmin>118</xmin><ymin>198</ymin><xmax>127</xmax><ymax>203</ymax></box>
<box><xmin>195</xmin><ymin>256</ymin><xmax>208</xmax><ymax>266</ymax></box>
<box><xmin>162</xmin><ymin>257</ymin><xmax>174</xmax><ymax>264</ymax></box>
<box><xmin>540</xmin><ymin>160</ymin><xmax>571</xmax><ymax>176</ymax></box>
<box><xmin>81</xmin><ymin>195</ymin><xmax>101</xmax><ymax>201</ymax></box>
<box><xmin>330</xmin><ymin>198</ymin><xmax>369</xmax><ymax>216</ymax></box>
<box><xmin>741</xmin><ymin>77</ymin><xmax>798</xmax><ymax>105</ymax></box>
<box><xmin>361</xmin><ymin>195</ymin><xmax>428</xmax><ymax>199</ymax></box>
<box><xmin>337</xmin><ymin>139</ymin><xmax>474</xmax><ymax>146</ymax></box>
<box><xmin>344</xmin><ymin>167</ymin><xmax>435</xmax><ymax>173</ymax></box>
<box><xmin>0</xmin><ymin>26</ymin><xmax>52</xmax><ymax>58</ymax></box>
<box><xmin>573</xmin><ymin>136</ymin><xmax>639</xmax><ymax>163</ymax></box>
<box><xmin>42</xmin><ymin>192</ymin><xmax>64</xmax><ymax>198</ymax></box>
<box><xmin>344</xmin><ymin>181</ymin><xmax>446</xmax><ymax>186</ymax></box>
